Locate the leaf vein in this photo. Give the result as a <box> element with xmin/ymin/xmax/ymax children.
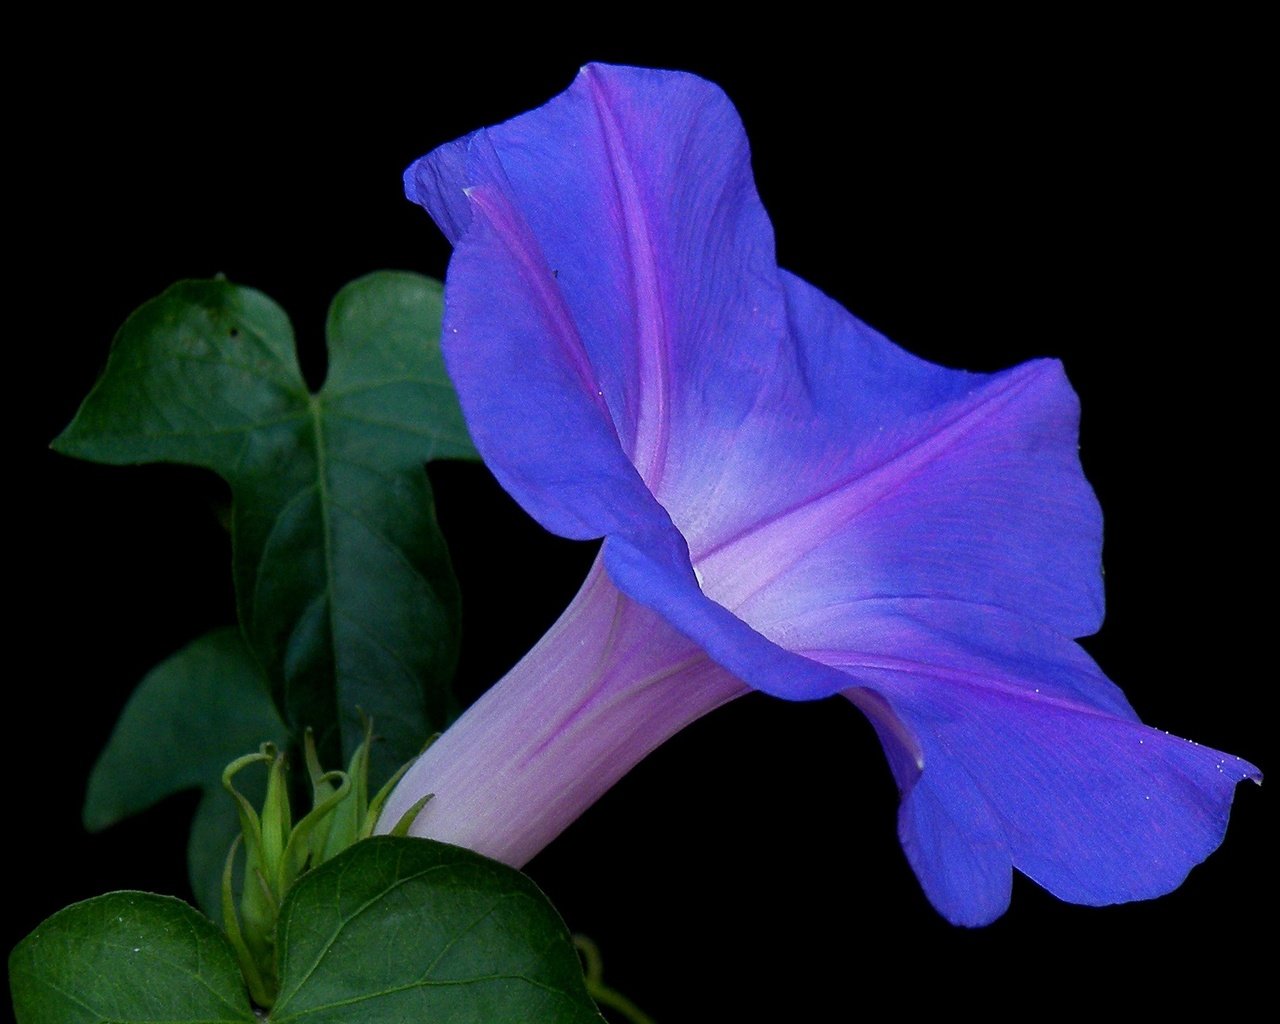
<box><xmin>275</xmin><ymin>862</ymin><xmax>459</xmax><ymax>1005</ymax></box>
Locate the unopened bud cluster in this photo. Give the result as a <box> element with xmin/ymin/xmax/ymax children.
<box><xmin>220</xmin><ymin>721</ymin><xmax>430</xmax><ymax>1008</ymax></box>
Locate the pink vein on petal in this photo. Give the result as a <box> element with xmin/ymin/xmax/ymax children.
<box><xmin>806</xmin><ymin>648</ymin><xmax>1131</xmax><ymax>722</ymax></box>
<box><xmin>466</xmin><ymin>185</ymin><xmax>616</xmax><ymax>428</ymax></box>
<box><xmin>582</xmin><ymin>66</ymin><xmax>672</xmax><ymax>489</ymax></box>
<box><xmin>693</xmin><ymin>361</ymin><xmax>1047</xmax><ymax>611</ymax></box>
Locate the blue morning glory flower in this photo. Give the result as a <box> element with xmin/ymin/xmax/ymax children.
<box><xmin>379</xmin><ymin>63</ymin><xmax>1259</xmax><ymax>925</ymax></box>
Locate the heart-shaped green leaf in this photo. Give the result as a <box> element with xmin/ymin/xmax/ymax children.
<box><xmin>269</xmin><ymin>837</ymin><xmax>605</xmax><ymax>1023</ymax></box>
<box><xmin>9</xmin><ymin>892</ymin><xmax>256</xmax><ymax>1024</ymax></box>
<box><xmin>55</xmin><ymin>272</ymin><xmax>478</xmax><ymax>779</ymax></box>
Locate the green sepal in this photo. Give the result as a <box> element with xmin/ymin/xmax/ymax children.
<box><xmin>302</xmin><ymin>729</ymin><xmax>339</xmax><ymax>863</ymax></box>
<box><xmin>221</xmin><ymin>749</ymin><xmax>272</xmax><ymax>869</ymax></box>
<box><xmin>220</xmin><ymin>837</ymin><xmax>272</xmax><ymax>1010</ymax></box>
<box><xmin>221</xmin><ymin>746</ymin><xmax>281</xmax><ymax>1002</ymax></box>
<box><xmin>388</xmin><ymin>793</ymin><xmax>435</xmax><ymax>837</ymax></box>
<box><xmin>259</xmin><ymin>745</ymin><xmax>292</xmax><ymax>894</ymax></box>
<box><xmin>364</xmin><ymin>755</ymin><xmax>417</xmax><ymax>839</ymax></box>
<box><xmin>280</xmin><ymin>766</ymin><xmax>349</xmax><ymax>894</ymax></box>
<box><xmin>362</xmin><ymin>731</ymin><xmax>437</xmax><ymax>840</ymax></box>
<box><xmin>315</xmin><ymin>715</ymin><xmax>374</xmax><ymax>861</ymax></box>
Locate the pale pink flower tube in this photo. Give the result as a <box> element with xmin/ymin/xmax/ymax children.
<box><xmin>378</xmin><ymin>555</ymin><xmax>747</xmax><ymax>866</ymax></box>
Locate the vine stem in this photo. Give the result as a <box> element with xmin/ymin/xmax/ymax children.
<box><xmin>574</xmin><ymin>934</ymin><xmax>657</xmax><ymax>1024</ymax></box>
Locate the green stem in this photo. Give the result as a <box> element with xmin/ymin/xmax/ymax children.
<box><xmin>574</xmin><ymin>935</ymin><xmax>656</xmax><ymax>1024</ymax></box>
<box><xmin>586</xmin><ymin>980</ymin><xmax>657</xmax><ymax>1024</ymax></box>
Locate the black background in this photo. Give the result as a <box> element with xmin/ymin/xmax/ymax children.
<box><xmin>14</xmin><ymin>16</ymin><xmax>1269</xmax><ymax>1019</ymax></box>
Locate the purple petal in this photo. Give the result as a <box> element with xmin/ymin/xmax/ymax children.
<box><xmin>689</xmin><ymin>273</ymin><xmax>1105</xmax><ymax>643</ymax></box>
<box><xmin>605</xmin><ymin>270</ymin><xmax>1109</xmax><ymax>704</ymax></box>
<box><xmin>833</xmin><ymin>616</ymin><xmax>1260</xmax><ymax>925</ymax></box>
<box><xmin>418</xmin><ymin>172</ymin><xmax>671</xmax><ymax>546</ymax></box>
<box><xmin>407</xmin><ymin>63</ymin><xmax>787</xmax><ymax>532</ymax></box>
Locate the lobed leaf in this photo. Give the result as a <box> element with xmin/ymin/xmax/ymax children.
<box><xmin>55</xmin><ymin>272</ymin><xmax>478</xmax><ymax>779</ymax></box>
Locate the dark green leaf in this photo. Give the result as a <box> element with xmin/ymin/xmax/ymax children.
<box><xmin>9</xmin><ymin>892</ymin><xmax>256</xmax><ymax>1024</ymax></box>
<box><xmin>83</xmin><ymin>628</ymin><xmax>286</xmax><ymax>916</ymax></box>
<box><xmin>84</xmin><ymin>628</ymin><xmax>284</xmax><ymax>830</ymax></box>
<box><xmin>55</xmin><ymin>272</ymin><xmax>478</xmax><ymax>779</ymax></box>
<box><xmin>269</xmin><ymin>838</ymin><xmax>605</xmax><ymax>1024</ymax></box>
